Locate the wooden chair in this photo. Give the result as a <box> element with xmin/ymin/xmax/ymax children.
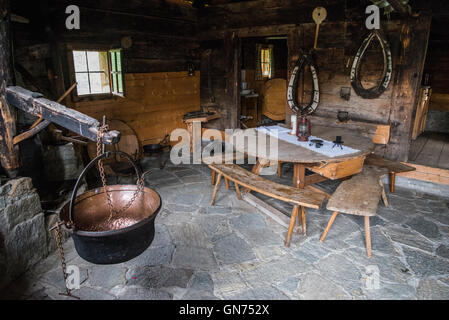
<box><xmin>208</xmin><ymin>163</ymin><xmax>326</xmax><ymax>246</ymax></box>
<box><xmin>319</xmin><ymin>168</ymin><xmax>385</xmax><ymax>258</ymax></box>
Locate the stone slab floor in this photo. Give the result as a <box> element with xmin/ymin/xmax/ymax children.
<box><xmin>1</xmin><ymin>155</ymin><xmax>449</xmax><ymax>300</ymax></box>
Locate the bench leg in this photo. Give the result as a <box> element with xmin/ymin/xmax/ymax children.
<box><xmin>365</xmin><ymin>216</ymin><xmax>372</xmax><ymax>258</ymax></box>
<box><xmin>301</xmin><ymin>206</ymin><xmax>307</xmax><ymax>236</ymax></box>
<box><xmin>235</xmin><ymin>183</ymin><xmax>242</xmax><ymax>200</ymax></box>
<box><xmin>224</xmin><ymin>178</ymin><xmax>230</xmax><ymax>190</ymax></box>
<box><xmin>210</xmin><ymin>173</ymin><xmax>223</xmax><ymax>205</ymax></box>
<box><xmin>390</xmin><ymin>172</ymin><xmax>396</xmax><ymax>193</ymax></box>
<box><xmin>285</xmin><ymin>205</ymin><xmax>299</xmax><ymax>247</ymax></box>
<box><xmin>278</xmin><ymin>161</ymin><xmax>283</xmax><ymax>178</ymax></box>
<box><xmin>320</xmin><ymin>211</ymin><xmax>339</xmax><ymax>242</ymax></box>
<box><xmin>211</xmin><ymin>170</ymin><xmax>216</xmax><ymax>185</ymax></box>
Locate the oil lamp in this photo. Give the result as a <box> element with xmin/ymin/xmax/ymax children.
<box><xmin>296</xmin><ymin>115</ymin><xmax>311</xmax><ymax>142</ymax></box>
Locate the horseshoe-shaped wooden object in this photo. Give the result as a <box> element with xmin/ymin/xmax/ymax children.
<box><xmin>287</xmin><ymin>53</ymin><xmax>320</xmax><ymax>115</ymax></box>
<box><xmin>350</xmin><ymin>30</ymin><xmax>392</xmax><ymax>99</ymax></box>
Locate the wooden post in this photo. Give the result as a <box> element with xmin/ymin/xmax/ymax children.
<box><xmin>385</xmin><ymin>14</ymin><xmax>431</xmax><ymax>161</ymax></box>
<box><xmin>0</xmin><ymin>0</ymin><xmax>20</xmax><ymax>177</ymax></box>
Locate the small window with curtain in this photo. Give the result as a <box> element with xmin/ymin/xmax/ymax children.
<box><xmin>255</xmin><ymin>44</ymin><xmax>274</xmax><ymax>80</ymax></box>
<box><xmin>72</xmin><ymin>49</ymin><xmax>124</xmax><ymax>97</ymax></box>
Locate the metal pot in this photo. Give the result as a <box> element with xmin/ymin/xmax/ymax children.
<box><xmin>59</xmin><ymin>151</ymin><xmax>161</xmax><ymax>264</ymax></box>
<box><xmin>143</xmin><ymin>134</ymin><xmax>170</xmax><ymax>155</ymax></box>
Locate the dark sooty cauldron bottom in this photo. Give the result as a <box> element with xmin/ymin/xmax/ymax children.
<box><xmin>59</xmin><ymin>185</ymin><xmax>161</xmax><ymax>264</ymax></box>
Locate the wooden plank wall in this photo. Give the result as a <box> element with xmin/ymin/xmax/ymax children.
<box><xmin>11</xmin><ymin>0</ymin><xmax>201</xmax><ymax>146</ymax></box>
<box><xmin>199</xmin><ymin>0</ymin><xmax>432</xmax><ymax>161</ymax></box>
<box><xmin>67</xmin><ymin>72</ymin><xmax>200</xmax><ymax>144</ymax></box>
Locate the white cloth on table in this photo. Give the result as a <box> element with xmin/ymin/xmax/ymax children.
<box><xmin>256</xmin><ymin>125</ymin><xmax>360</xmax><ymax>158</ymax></box>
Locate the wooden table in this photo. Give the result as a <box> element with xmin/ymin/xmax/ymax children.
<box><xmin>183</xmin><ymin>110</ymin><xmax>220</xmax><ymax>152</ymax></box>
<box><xmin>230</xmin><ymin>125</ymin><xmax>375</xmax><ymax>228</ymax></box>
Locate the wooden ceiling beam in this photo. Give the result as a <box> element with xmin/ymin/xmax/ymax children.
<box><xmin>387</xmin><ymin>0</ymin><xmax>410</xmax><ymax>17</ymax></box>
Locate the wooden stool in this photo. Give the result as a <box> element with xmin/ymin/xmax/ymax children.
<box><xmin>319</xmin><ymin>171</ymin><xmax>383</xmax><ymax>258</ymax></box>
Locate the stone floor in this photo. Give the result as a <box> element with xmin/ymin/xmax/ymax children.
<box><xmin>1</xmin><ymin>154</ymin><xmax>449</xmax><ymax>300</ymax></box>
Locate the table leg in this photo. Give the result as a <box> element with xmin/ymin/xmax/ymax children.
<box><xmin>252</xmin><ymin>158</ymin><xmax>267</xmax><ymax>175</ymax></box>
<box><xmin>293</xmin><ymin>163</ymin><xmax>331</xmax><ymax>199</ymax></box>
<box><xmin>293</xmin><ymin>163</ymin><xmax>306</xmax><ymax>188</ymax></box>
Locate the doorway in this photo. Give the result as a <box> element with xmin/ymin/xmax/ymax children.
<box><xmin>239</xmin><ymin>36</ymin><xmax>288</xmax><ymax>128</ymax></box>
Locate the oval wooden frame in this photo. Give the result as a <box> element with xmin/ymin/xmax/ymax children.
<box><xmin>350</xmin><ymin>30</ymin><xmax>392</xmax><ymax>99</ymax></box>
<box><xmin>287</xmin><ymin>53</ymin><xmax>320</xmax><ymax>115</ymax></box>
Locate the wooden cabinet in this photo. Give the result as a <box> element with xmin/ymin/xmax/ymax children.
<box><xmin>240</xmin><ymin>93</ymin><xmax>259</xmax><ymax>128</ymax></box>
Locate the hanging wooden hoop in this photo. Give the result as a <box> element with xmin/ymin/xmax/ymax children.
<box><xmin>350</xmin><ymin>30</ymin><xmax>392</xmax><ymax>99</ymax></box>
<box><xmin>287</xmin><ymin>53</ymin><xmax>320</xmax><ymax>115</ymax></box>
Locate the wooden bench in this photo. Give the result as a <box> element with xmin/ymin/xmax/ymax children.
<box><xmin>208</xmin><ymin>163</ymin><xmax>326</xmax><ymax>246</ymax></box>
<box><xmin>364</xmin><ymin>154</ymin><xmax>416</xmax><ymax>193</ymax></box>
<box><xmin>319</xmin><ymin>167</ymin><xmax>387</xmax><ymax>258</ymax></box>
<box><xmin>202</xmin><ymin>152</ymin><xmax>246</xmax><ymax>189</ymax></box>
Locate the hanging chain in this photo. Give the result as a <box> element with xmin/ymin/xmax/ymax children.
<box><xmin>50</xmin><ymin>222</ymin><xmax>79</xmax><ymax>299</ymax></box>
<box><xmin>47</xmin><ymin>126</ymin><xmax>145</xmax><ymax>300</ymax></box>
<box><xmin>97</xmin><ymin>125</ymin><xmax>144</xmax><ymax>221</ymax></box>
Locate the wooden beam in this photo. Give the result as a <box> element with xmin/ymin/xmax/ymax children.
<box><xmin>0</xmin><ymin>0</ymin><xmax>20</xmax><ymax>176</ymax></box>
<box><xmin>385</xmin><ymin>13</ymin><xmax>431</xmax><ymax>161</ymax></box>
<box><xmin>398</xmin><ymin>162</ymin><xmax>449</xmax><ymax>185</ymax></box>
<box><xmin>13</xmin><ymin>120</ymin><xmax>50</xmax><ymax>145</ymax></box>
<box><xmin>242</xmin><ymin>193</ymin><xmax>300</xmax><ymax>232</ymax></box>
<box><xmin>6</xmin><ymin>86</ymin><xmax>120</xmax><ymax>144</ymax></box>
<box><xmin>387</xmin><ymin>0</ymin><xmax>411</xmax><ymax>17</ymax></box>
<box><xmin>304</xmin><ymin>173</ymin><xmax>328</xmax><ymax>185</ymax></box>
<box><xmin>308</xmin><ymin>115</ymin><xmax>391</xmax><ymax>145</ymax></box>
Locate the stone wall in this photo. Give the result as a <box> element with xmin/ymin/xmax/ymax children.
<box><xmin>0</xmin><ymin>177</ymin><xmax>48</xmax><ymax>289</ymax></box>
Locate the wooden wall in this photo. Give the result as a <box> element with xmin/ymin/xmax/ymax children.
<box><xmin>67</xmin><ymin>72</ymin><xmax>200</xmax><ymax>144</ymax></box>
<box><xmin>11</xmin><ymin>0</ymin><xmax>201</xmax><ymax>144</ymax></box>
<box><xmin>199</xmin><ymin>0</ymin><xmax>432</xmax><ymax>161</ymax></box>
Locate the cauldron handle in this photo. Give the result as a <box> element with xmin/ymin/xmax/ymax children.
<box><xmin>68</xmin><ymin>151</ymin><xmax>142</xmax><ymax>227</ymax></box>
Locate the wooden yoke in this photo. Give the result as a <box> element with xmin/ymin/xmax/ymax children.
<box><xmin>0</xmin><ymin>0</ymin><xmax>20</xmax><ymax>176</ymax></box>
<box><xmin>6</xmin><ymin>86</ymin><xmax>121</xmax><ymax>145</ymax></box>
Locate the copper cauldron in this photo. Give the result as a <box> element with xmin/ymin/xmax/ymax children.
<box><xmin>59</xmin><ymin>151</ymin><xmax>161</xmax><ymax>264</ymax></box>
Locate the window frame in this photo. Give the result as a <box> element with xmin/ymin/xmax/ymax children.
<box><xmin>67</xmin><ymin>44</ymin><xmax>125</xmax><ymax>102</ymax></box>
<box><xmin>108</xmin><ymin>49</ymin><xmax>125</xmax><ymax>97</ymax></box>
<box><xmin>260</xmin><ymin>47</ymin><xmax>273</xmax><ymax>79</ymax></box>
<box><xmin>255</xmin><ymin>43</ymin><xmax>274</xmax><ymax>81</ymax></box>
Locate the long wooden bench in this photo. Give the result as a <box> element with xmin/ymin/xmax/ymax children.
<box><xmin>319</xmin><ymin>167</ymin><xmax>387</xmax><ymax>258</ymax></box>
<box><xmin>208</xmin><ymin>163</ymin><xmax>326</xmax><ymax>246</ymax></box>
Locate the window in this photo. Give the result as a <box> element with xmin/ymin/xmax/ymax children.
<box><xmin>109</xmin><ymin>50</ymin><xmax>123</xmax><ymax>95</ymax></box>
<box><xmin>260</xmin><ymin>48</ymin><xmax>272</xmax><ymax>78</ymax></box>
<box><xmin>72</xmin><ymin>49</ymin><xmax>124</xmax><ymax>96</ymax></box>
<box><xmin>255</xmin><ymin>44</ymin><xmax>274</xmax><ymax>80</ymax></box>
